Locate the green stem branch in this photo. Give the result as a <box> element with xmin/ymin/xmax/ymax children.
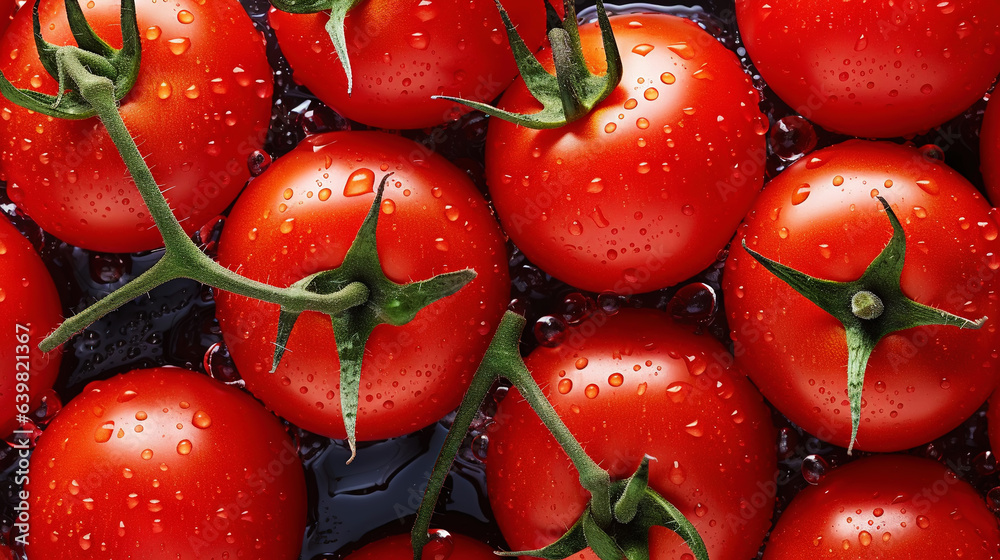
<box><xmin>412</xmin><ymin>312</ymin><xmax>611</xmax><ymax>559</ymax></box>
<box><xmin>39</xmin><ymin>49</ymin><xmax>370</xmax><ymax>351</ymax></box>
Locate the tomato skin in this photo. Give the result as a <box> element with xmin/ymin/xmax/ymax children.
<box><xmin>737</xmin><ymin>0</ymin><xmax>1000</xmax><ymax>138</ymax></box>
<box><xmin>26</xmin><ymin>368</ymin><xmax>307</xmax><ymax>560</ymax></box>
<box><xmin>269</xmin><ymin>0</ymin><xmax>549</xmax><ymax>130</ymax></box>
<box><xmin>0</xmin><ymin>0</ymin><xmax>272</xmax><ymax>253</ymax></box>
<box><xmin>723</xmin><ymin>140</ymin><xmax>1000</xmax><ymax>452</ymax></box>
<box><xmin>485</xmin><ymin>14</ymin><xmax>766</xmax><ymax>294</ymax></box>
<box><xmin>215</xmin><ymin>131</ymin><xmax>509</xmax><ymax>440</ymax></box>
<box><xmin>0</xmin><ymin>217</ymin><xmax>61</xmax><ymax>437</ymax></box>
<box><xmin>487</xmin><ymin>309</ymin><xmax>777</xmax><ymax>560</ymax></box>
<box><xmin>982</xmin><ymin>95</ymin><xmax>1000</xmax><ymax>204</ymax></box>
<box><xmin>0</xmin><ymin>0</ymin><xmax>15</xmax><ymax>36</ymax></box>
<box><xmin>763</xmin><ymin>455</ymin><xmax>1000</xmax><ymax>559</ymax></box>
<box><xmin>343</xmin><ymin>533</ymin><xmax>496</xmax><ymax>560</ymax></box>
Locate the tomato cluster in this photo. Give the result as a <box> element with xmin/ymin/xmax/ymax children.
<box><xmin>1</xmin><ymin>0</ymin><xmax>1000</xmax><ymax>559</ymax></box>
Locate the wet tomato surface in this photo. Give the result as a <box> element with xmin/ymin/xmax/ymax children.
<box><xmin>486</xmin><ymin>13</ymin><xmax>766</xmax><ymax>294</ymax></box>
<box><xmin>724</xmin><ymin>140</ymin><xmax>1000</xmax><ymax>452</ymax></box>
<box><xmin>215</xmin><ymin>131</ymin><xmax>510</xmax><ymax>441</ymax></box>
<box><xmin>1</xmin><ymin>0</ymin><xmax>1000</xmax><ymax>559</ymax></box>
<box><xmin>0</xmin><ymin>0</ymin><xmax>273</xmax><ymax>252</ymax></box>
<box><xmin>488</xmin><ymin>309</ymin><xmax>777</xmax><ymax>560</ymax></box>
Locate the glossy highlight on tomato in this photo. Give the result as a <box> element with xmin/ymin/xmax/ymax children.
<box><xmin>724</xmin><ymin>140</ymin><xmax>1000</xmax><ymax>452</ymax></box>
<box><xmin>763</xmin><ymin>455</ymin><xmax>1000</xmax><ymax>559</ymax></box>
<box><xmin>0</xmin><ymin>0</ymin><xmax>273</xmax><ymax>252</ymax></box>
<box><xmin>269</xmin><ymin>0</ymin><xmax>550</xmax><ymax>130</ymax></box>
<box><xmin>0</xmin><ymin>217</ymin><xmax>61</xmax><ymax>437</ymax></box>
<box><xmin>737</xmin><ymin>0</ymin><xmax>1000</xmax><ymax>138</ymax></box>
<box><xmin>487</xmin><ymin>309</ymin><xmax>777</xmax><ymax>560</ymax></box>
<box><xmin>26</xmin><ymin>368</ymin><xmax>307</xmax><ymax>560</ymax></box>
<box><xmin>486</xmin><ymin>13</ymin><xmax>766</xmax><ymax>294</ymax></box>
<box><xmin>215</xmin><ymin>131</ymin><xmax>510</xmax><ymax>441</ymax></box>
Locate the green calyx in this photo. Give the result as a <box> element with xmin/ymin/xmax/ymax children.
<box><xmin>433</xmin><ymin>0</ymin><xmax>623</xmax><ymax>129</ymax></box>
<box><xmin>0</xmin><ymin>0</ymin><xmax>140</xmax><ymax>119</ymax></box>
<box><xmin>0</xmin><ymin>0</ymin><xmax>475</xmax><ymax>464</ymax></box>
<box><xmin>271</xmin><ymin>175</ymin><xmax>476</xmax><ymax>463</ymax></box>
<box><xmin>742</xmin><ymin>197</ymin><xmax>986</xmax><ymax>454</ymax></box>
<box><xmin>498</xmin><ymin>456</ymin><xmax>707</xmax><ymax>560</ymax></box>
<box><xmin>410</xmin><ymin>312</ymin><xmax>707</xmax><ymax>560</ymax></box>
<box><xmin>269</xmin><ymin>0</ymin><xmax>367</xmax><ymax>94</ymax></box>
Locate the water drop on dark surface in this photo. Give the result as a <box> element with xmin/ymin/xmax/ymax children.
<box><xmin>769</xmin><ymin>116</ymin><xmax>818</xmax><ymax>161</ymax></box>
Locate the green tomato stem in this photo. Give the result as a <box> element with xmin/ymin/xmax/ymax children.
<box><xmin>412</xmin><ymin>311</ymin><xmax>612</xmax><ymax>560</ymax></box>
<box><xmin>38</xmin><ymin>49</ymin><xmax>370</xmax><ymax>352</ymax></box>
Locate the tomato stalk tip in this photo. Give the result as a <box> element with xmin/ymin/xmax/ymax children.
<box><xmin>270</xmin><ymin>174</ymin><xmax>478</xmax><ymax>463</ymax></box>
<box><xmin>432</xmin><ymin>0</ymin><xmax>622</xmax><ymax>129</ymax></box>
<box><xmin>411</xmin><ymin>311</ymin><xmax>707</xmax><ymax>560</ymax></box>
<box><xmin>742</xmin><ymin>196</ymin><xmax>986</xmax><ymax>454</ymax></box>
<box><xmin>269</xmin><ymin>0</ymin><xmax>367</xmax><ymax>95</ymax></box>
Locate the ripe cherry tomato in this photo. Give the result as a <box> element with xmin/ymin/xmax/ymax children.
<box><xmin>269</xmin><ymin>0</ymin><xmax>550</xmax><ymax>130</ymax></box>
<box><xmin>737</xmin><ymin>0</ymin><xmax>1000</xmax><ymax>138</ymax></box>
<box><xmin>0</xmin><ymin>0</ymin><xmax>273</xmax><ymax>252</ymax></box>
<box><xmin>26</xmin><ymin>368</ymin><xmax>306</xmax><ymax>559</ymax></box>
<box><xmin>485</xmin><ymin>14</ymin><xmax>766</xmax><ymax>293</ymax></box>
<box><xmin>981</xmin><ymin>94</ymin><xmax>1000</xmax><ymax>204</ymax></box>
<box><xmin>215</xmin><ymin>131</ymin><xmax>510</xmax><ymax>441</ymax></box>
<box><xmin>0</xmin><ymin>217</ymin><xmax>61</xmax><ymax>437</ymax></box>
<box><xmin>343</xmin><ymin>532</ymin><xmax>495</xmax><ymax>560</ymax></box>
<box><xmin>724</xmin><ymin>140</ymin><xmax>1000</xmax><ymax>452</ymax></box>
<box><xmin>763</xmin><ymin>455</ymin><xmax>1000</xmax><ymax>559</ymax></box>
<box><xmin>487</xmin><ymin>309</ymin><xmax>777</xmax><ymax>560</ymax></box>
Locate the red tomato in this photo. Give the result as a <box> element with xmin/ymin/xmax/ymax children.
<box><xmin>763</xmin><ymin>455</ymin><xmax>1000</xmax><ymax>559</ymax></box>
<box><xmin>0</xmin><ymin>0</ymin><xmax>273</xmax><ymax>252</ymax></box>
<box><xmin>0</xmin><ymin>0</ymin><xmax>15</xmax><ymax>35</ymax></box>
<box><xmin>215</xmin><ymin>131</ymin><xmax>510</xmax><ymax>440</ymax></box>
<box><xmin>487</xmin><ymin>309</ymin><xmax>777</xmax><ymax>560</ymax></box>
<box><xmin>737</xmin><ymin>0</ymin><xmax>1000</xmax><ymax>138</ymax></box>
<box><xmin>269</xmin><ymin>0</ymin><xmax>549</xmax><ymax>130</ymax></box>
<box><xmin>26</xmin><ymin>368</ymin><xmax>306</xmax><ymax>559</ymax></box>
<box><xmin>724</xmin><ymin>140</ymin><xmax>1000</xmax><ymax>452</ymax></box>
<box><xmin>0</xmin><ymin>217</ymin><xmax>61</xmax><ymax>437</ymax></box>
<box><xmin>982</xmin><ymin>94</ymin><xmax>1000</xmax><ymax>204</ymax></box>
<box><xmin>343</xmin><ymin>533</ymin><xmax>495</xmax><ymax>560</ymax></box>
<box><xmin>485</xmin><ymin>14</ymin><xmax>766</xmax><ymax>293</ymax></box>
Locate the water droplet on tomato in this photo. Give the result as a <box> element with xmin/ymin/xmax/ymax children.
<box><xmin>177</xmin><ymin>10</ymin><xmax>194</xmax><ymax>23</ymax></box>
<box><xmin>916</xmin><ymin>179</ymin><xmax>939</xmax><ymax>195</ymax></box>
<box><xmin>425</xmin><ymin>529</ymin><xmax>455</xmax><ymax>560</ymax></box>
<box><xmin>145</xmin><ymin>26</ymin><xmax>161</xmax><ymax>40</ymax></box>
<box><xmin>177</xmin><ymin>440</ymin><xmax>193</xmax><ymax>455</ymax></box>
<box><xmin>669</xmin><ymin>461</ymin><xmax>686</xmax><ymax>484</ymax></box>
<box><xmin>94</xmin><ymin>422</ymin><xmax>115</xmax><ymax>443</ymax></box>
<box><xmin>192</xmin><ymin>411</ymin><xmax>211</xmax><ymax>429</ymax></box>
<box><xmin>791</xmin><ymin>184</ymin><xmax>811</xmax><ymax>205</ymax></box>
<box><xmin>667</xmin><ymin>42</ymin><xmax>695</xmax><ymax>59</ymax></box>
<box><xmin>157</xmin><ymin>82</ymin><xmax>172</xmax><ymax>99</ymax></box>
<box><xmin>632</xmin><ymin>44</ymin><xmax>654</xmax><ymax>56</ymax></box>
<box><xmin>344</xmin><ymin>168</ymin><xmax>375</xmax><ymax>196</ymax></box>
<box><xmin>167</xmin><ymin>37</ymin><xmax>190</xmax><ymax>55</ymax></box>
<box><xmin>409</xmin><ymin>32</ymin><xmax>429</xmax><ymax>50</ymax></box>
<box><xmin>557</xmin><ymin>379</ymin><xmax>573</xmax><ymax>394</ymax></box>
